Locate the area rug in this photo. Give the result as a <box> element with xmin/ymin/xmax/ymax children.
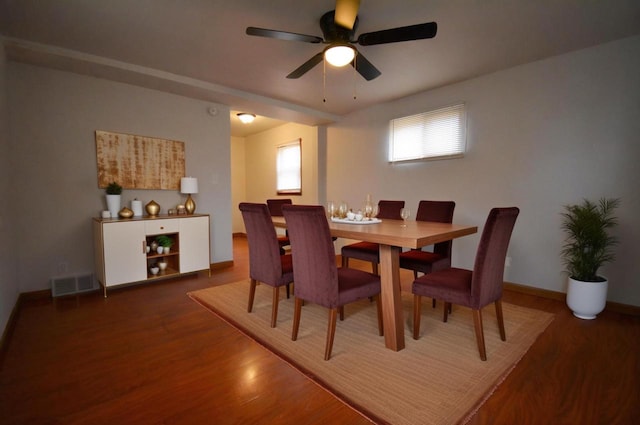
<box><xmin>189</xmin><ymin>281</ymin><xmax>554</xmax><ymax>425</ymax></box>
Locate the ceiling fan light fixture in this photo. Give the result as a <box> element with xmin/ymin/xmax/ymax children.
<box><xmin>324</xmin><ymin>44</ymin><xmax>355</xmax><ymax>67</ymax></box>
<box><xmin>237</xmin><ymin>113</ymin><xmax>256</xmax><ymax>124</ymax></box>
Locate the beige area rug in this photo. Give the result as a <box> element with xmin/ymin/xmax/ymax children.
<box><xmin>189</xmin><ymin>281</ymin><xmax>554</xmax><ymax>425</ymax></box>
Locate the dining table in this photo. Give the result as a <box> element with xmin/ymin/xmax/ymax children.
<box><xmin>273</xmin><ymin>215</ymin><xmax>478</xmax><ymax>352</ymax></box>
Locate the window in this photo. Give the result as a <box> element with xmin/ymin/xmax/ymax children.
<box><xmin>276</xmin><ymin>139</ymin><xmax>301</xmax><ymax>195</ymax></box>
<box><xmin>389</xmin><ymin>104</ymin><xmax>466</xmax><ymax>162</ymax></box>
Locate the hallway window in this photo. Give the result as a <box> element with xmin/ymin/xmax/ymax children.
<box><xmin>277</xmin><ymin>139</ymin><xmax>302</xmax><ymax>195</ymax></box>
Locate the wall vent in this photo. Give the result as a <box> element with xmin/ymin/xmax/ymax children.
<box><xmin>51</xmin><ymin>273</ymin><xmax>98</xmax><ymax>297</ymax></box>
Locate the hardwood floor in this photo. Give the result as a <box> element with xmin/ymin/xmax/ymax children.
<box><xmin>1</xmin><ymin>236</ymin><xmax>639</xmax><ymax>424</ymax></box>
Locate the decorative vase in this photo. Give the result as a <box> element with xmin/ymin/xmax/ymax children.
<box><xmin>145</xmin><ymin>200</ymin><xmax>160</xmax><ymax>217</ymax></box>
<box><xmin>106</xmin><ymin>194</ymin><xmax>121</xmax><ymax>218</ymax></box>
<box><xmin>156</xmin><ymin>246</ymin><xmax>164</xmax><ymax>254</ymax></box>
<box><xmin>163</xmin><ymin>246</ymin><xmax>170</xmax><ymax>254</ymax></box>
<box><xmin>118</xmin><ymin>207</ymin><xmax>134</xmax><ymax>218</ymax></box>
<box><xmin>566</xmin><ymin>277</ymin><xmax>608</xmax><ymax>320</ymax></box>
<box><xmin>150</xmin><ymin>241</ymin><xmax>158</xmax><ymax>252</ymax></box>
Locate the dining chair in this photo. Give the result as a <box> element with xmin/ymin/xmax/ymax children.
<box><xmin>400</xmin><ymin>200</ymin><xmax>456</xmax><ymax>307</ymax></box>
<box><xmin>282</xmin><ymin>204</ymin><xmax>383</xmax><ymax>360</ymax></box>
<box><xmin>412</xmin><ymin>207</ymin><xmax>519</xmax><ymax>361</ymax></box>
<box><xmin>266</xmin><ymin>198</ymin><xmax>293</xmax><ymax>254</ymax></box>
<box><xmin>340</xmin><ymin>200</ymin><xmax>405</xmax><ymax>275</ymax></box>
<box><xmin>239</xmin><ymin>202</ymin><xmax>294</xmax><ymax>328</ymax></box>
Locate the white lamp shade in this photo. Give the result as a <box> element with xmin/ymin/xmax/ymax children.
<box><xmin>180</xmin><ymin>177</ymin><xmax>198</xmax><ymax>194</ymax></box>
<box><xmin>324</xmin><ymin>45</ymin><xmax>355</xmax><ymax>67</ymax></box>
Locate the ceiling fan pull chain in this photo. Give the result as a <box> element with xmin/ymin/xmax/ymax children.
<box><xmin>353</xmin><ymin>55</ymin><xmax>357</xmax><ymax>100</ymax></box>
<box><xmin>323</xmin><ymin>59</ymin><xmax>327</xmax><ymax>103</ymax></box>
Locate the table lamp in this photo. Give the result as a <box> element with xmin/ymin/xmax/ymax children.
<box><xmin>180</xmin><ymin>177</ymin><xmax>198</xmax><ymax>214</ymax></box>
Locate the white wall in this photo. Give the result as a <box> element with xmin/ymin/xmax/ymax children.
<box><xmin>230</xmin><ymin>135</ymin><xmax>246</xmax><ymax>233</ymax></box>
<box><xmin>7</xmin><ymin>63</ymin><xmax>233</xmax><ymax>293</ymax></box>
<box><xmin>0</xmin><ymin>41</ymin><xmax>19</xmax><ymax>334</ymax></box>
<box><xmin>327</xmin><ymin>35</ymin><xmax>640</xmax><ymax>306</ymax></box>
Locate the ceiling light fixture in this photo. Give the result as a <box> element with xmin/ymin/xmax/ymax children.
<box><xmin>237</xmin><ymin>113</ymin><xmax>256</xmax><ymax>124</ymax></box>
<box><xmin>324</xmin><ymin>44</ymin><xmax>355</xmax><ymax>67</ymax></box>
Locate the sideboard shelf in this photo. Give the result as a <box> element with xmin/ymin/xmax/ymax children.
<box><xmin>93</xmin><ymin>214</ymin><xmax>210</xmax><ymax>297</ymax></box>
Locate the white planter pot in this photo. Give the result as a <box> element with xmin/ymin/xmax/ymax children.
<box><xmin>105</xmin><ymin>194</ymin><xmax>121</xmax><ymax>218</ymax></box>
<box><xmin>566</xmin><ymin>277</ymin><xmax>608</xmax><ymax>320</ymax></box>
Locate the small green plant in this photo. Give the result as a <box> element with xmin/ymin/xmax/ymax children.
<box><xmin>561</xmin><ymin>198</ymin><xmax>620</xmax><ymax>282</ymax></box>
<box><xmin>105</xmin><ymin>182</ymin><xmax>123</xmax><ymax>195</ymax></box>
<box><xmin>156</xmin><ymin>235</ymin><xmax>173</xmax><ymax>248</ymax></box>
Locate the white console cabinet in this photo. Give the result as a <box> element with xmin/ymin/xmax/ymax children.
<box><xmin>93</xmin><ymin>214</ymin><xmax>210</xmax><ymax>296</ymax></box>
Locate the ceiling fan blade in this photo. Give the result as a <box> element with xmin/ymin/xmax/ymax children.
<box><xmin>246</xmin><ymin>27</ymin><xmax>323</xmax><ymax>44</ymax></box>
<box><xmin>286</xmin><ymin>52</ymin><xmax>324</xmax><ymax>79</ymax></box>
<box><xmin>334</xmin><ymin>0</ymin><xmax>360</xmax><ymax>30</ymax></box>
<box><xmin>352</xmin><ymin>51</ymin><xmax>381</xmax><ymax>81</ymax></box>
<box><xmin>357</xmin><ymin>22</ymin><xmax>437</xmax><ymax>46</ymax></box>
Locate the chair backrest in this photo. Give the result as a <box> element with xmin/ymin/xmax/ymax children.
<box><xmin>471</xmin><ymin>207</ymin><xmax>520</xmax><ymax>308</ymax></box>
<box><xmin>266</xmin><ymin>198</ymin><xmax>292</xmax><ymax>217</ymax></box>
<box><xmin>282</xmin><ymin>205</ymin><xmax>340</xmax><ymax>308</ymax></box>
<box><xmin>416</xmin><ymin>200</ymin><xmax>456</xmax><ymax>258</ymax></box>
<box><xmin>377</xmin><ymin>200</ymin><xmax>405</xmax><ymax>220</ymax></box>
<box><xmin>239</xmin><ymin>202</ymin><xmax>284</xmax><ymax>284</ymax></box>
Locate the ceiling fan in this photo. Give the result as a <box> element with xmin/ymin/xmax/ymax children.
<box><xmin>246</xmin><ymin>0</ymin><xmax>437</xmax><ymax>81</ymax></box>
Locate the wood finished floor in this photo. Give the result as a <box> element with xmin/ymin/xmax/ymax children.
<box><xmin>1</xmin><ymin>236</ymin><xmax>639</xmax><ymax>424</ymax></box>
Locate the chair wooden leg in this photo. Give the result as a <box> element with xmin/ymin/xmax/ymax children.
<box><xmin>472</xmin><ymin>309</ymin><xmax>487</xmax><ymax>361</ymax></box>
<box><xmin>413</xmin><ymin>270</ymin><xmax>418</xmax><ymax>280</ymax></box>
<box><xmin>341</xmin><ymin>256</ymin><xmax>348</xmax><ymax>268</ymax></box>
<box><xmin>325</xmin><ymin>308</ymin><xmax>338</xmax><ymax>360</ymax></box>
<box><xmin>443</xmin><ymin>302</ymin><xmax>451</xmax><ymax>322</ymax></box>
<box><xmin>376</xmin><ymin>295</ymin><xmax>384</xmax><ymax>336</ymax></box>
<box><xmin>247</xmin><ymin>279</ymin><xmax>257</xmax><ymax>312</ymax></box>
<box><xmin>495</xmin><ymin>299</ymin><xmax>506</xmax><ymax>341</ymax></box>
<box><xmin>292</xmin><ymin>297</ymin><xmax>303</xmax><ymax>341</ymax></box>
<box><xmin>286</xmin><ymin>283</ymin><xmax>290</xmax><ymax>299</ymax></box>
<box><xmin>270</xmin><ymin>286</ymin><xmax>280</xmax><ymax>328</ymax></box>
<box><xmin>413</xmin><ymin>294</ymin><xmax>422</xmax><ymax>339</ymax></box>
<box><xmin>339</xmin><ymin>306</ymin><xmax>345</xmax><ymax>321</ymax></box>
<box><xmin>432</xmin><ymin>298</ymin><xmax>436</xmax><ymax>308</ymax></box>
<box><xmin>372</xmin><ymin>263</ymin><xmax>379</xmax><ymax>275</ymax></box>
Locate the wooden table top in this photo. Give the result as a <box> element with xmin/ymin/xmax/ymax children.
<box><xmin>273</xmin><ymin>216</ymin><xmax>477</xmax><ymax>249</ymax></box>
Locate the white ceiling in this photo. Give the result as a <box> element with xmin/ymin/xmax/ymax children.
<box><xmin>2</xmin><ymin>0</ymin><xmax>639</xmax><ymax>137</ymax></box>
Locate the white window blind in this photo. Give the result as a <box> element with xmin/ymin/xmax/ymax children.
<box><xmin>276</xmin><ymin>139</ymin><xmax>301</xmax><ymax>195</ymax></box>
<box><xmin>389</xmin><ymin>104</ymin><xmax>466</xmax><ymax>162</ymax></box>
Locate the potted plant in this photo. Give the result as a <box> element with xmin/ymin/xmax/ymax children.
<box><xmin>105</xmin><ymin>181</ymin><xmax>123</xmax><ymax>218</ymax></box>
<box><xmin>156</xmin><ymin>235</ymin><xmax>173</xmax><ymax>253</ymax></box>
<box><xmin>561</xmin><ymin>198</ymin><xmax>620</xmax><ymax>319</ymax></box>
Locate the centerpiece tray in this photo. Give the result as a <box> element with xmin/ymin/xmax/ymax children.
<box><xmin>330</xmin><ymin>217</ymin><xmax>382</xmax><ymax>225</ymax></box>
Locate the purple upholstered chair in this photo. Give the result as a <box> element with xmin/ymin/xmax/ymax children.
<box><xmin>400</xmin><ymin>201</ymin><xmax>456</xmax><ymax>278</ymax></box>
<box><xmin>400</xmin><ymin>201</ymin><xmax>456</xmax><ymax>309</ymax></box>
<box><xmin>340</xmin><ymin>200</ymin><xmax>405</xmax><ymax>275</ymax></box>
<box><xmin>239</xmin><ymin>202</ymin><xmax>294</xmax><ymax>328</ymax></box>
<box><xmin>282</xmin><ymin>205</ymin><xmax>383</xmax><ymax>360</ymax></box>
<box><xmin>412</xmin><ymin>207</ymin><xmax>519</xmax><ymax>361</ymax></box>
<box><xmin>266</xmin><ymin>198</ymin><xmax>292</xmax><ymax>253</ymax></box>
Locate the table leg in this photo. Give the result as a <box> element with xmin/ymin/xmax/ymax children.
<box><xmin>379</xmin><ymin>244</ymin><xmax>405</xmax><ymax>351</ymax></box>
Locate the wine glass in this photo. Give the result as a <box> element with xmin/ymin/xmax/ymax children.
<box><xmin>400</xmin><ymin>208</ymin><xmax>410</xmax><ymax>227</ymax></box>
<box><xmin>372</xmin><ymin>205</ymin><xmax>379</xmax><ymax>219</ymax></box>
<box><xmin>327</xmin><ymin>201</ymin><xmax>336</xmax><ymax>218</ymax></box>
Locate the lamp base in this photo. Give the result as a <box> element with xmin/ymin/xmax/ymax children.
<box><xmin>185</xmin><ymin>194</ymin><xmax>196</xmax><ymax>214</ymax></box>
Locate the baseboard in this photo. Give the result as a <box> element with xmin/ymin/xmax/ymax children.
<box><xmin>210</xmin><ymin>260</ymin><xmax>234</xmax><ymax>271</ymax></box>
<box><xmin>504</xmin><ymin>281</ymin><xmax>640</xmax><ymax>316</ymax></box>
